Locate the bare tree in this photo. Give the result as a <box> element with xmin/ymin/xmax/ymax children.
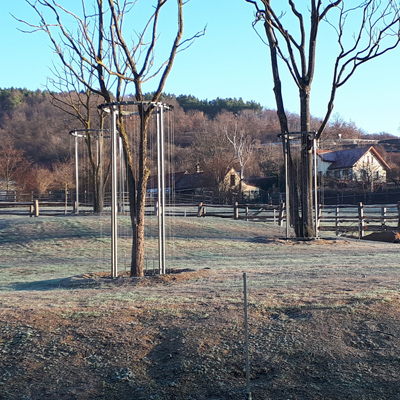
<box><xmin>47</xmin><ymin>72</ymin><xmax>110</xmax><ymax>213</ymax></box>
<box><xmin>52</xmin><ymin>160</ymin><xmax>75</xmax><ymax>212</ymax></box>
<box><xmin>0</xmin><ymin>139</ymin><xmax>32</xmax><ymax>191</ymax></box>
<box><xmin>19</xmin><ymin>0</ymin><xmax>204</xmax><ymax>276</ymax></box>
<box><xmin>22</xmin><ymin>166</ymin><xmax>54</xmax><ymax>195</ymax></box>
<box><xmin>223</xmin><ymin>117</ymin><xmax>255</xmax><ymax>195</ymax></box>
<box><xmin>32</xmin><ymin>167</ymin><xmax>54</xmax><ymax>194</ymax></box>
<box><xmin>245</xmin><ymin>0</ymin><xmax>400</xmax><ymax>237</ymax></box>
<box><xmin>190</xmin><ymin>119</ymin><xmax>236</xmax><ymax>198</ymax></box>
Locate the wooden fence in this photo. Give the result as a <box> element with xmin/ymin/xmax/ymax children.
<box><xmin>1</xmin><ymin>198</ymin><xmax>399</xmax><ymax>239</ymax></box>
<box><xmin>318</xmin><ymin>202</ymin><xmax>400</xmax><ymax>238</ymax></box>
<box><xmin>160</xmin><ymin>201</ymin><xmax>400</xmax><ymax>239</ymax></box>
<box><xmin>0</xmin><ymin>200</ymin><xmax>82</xmax><ymax>217</ymax></box>
<box><xmin>0</xmin><ymin>201</ymin><xmax>40</xmax><ymax>217</ymax></box>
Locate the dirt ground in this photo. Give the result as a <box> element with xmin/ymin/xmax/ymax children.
<box><xmin>1</xmin><ymin>215</ymin><xmax>400</xmax><ymax>399</ymax></box>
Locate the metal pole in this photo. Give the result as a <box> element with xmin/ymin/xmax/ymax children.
<box><xmin>313</xmin><ymin>136</ymin><xmax>318</xmax><ymax>238</ymax></box>
<box><xmin>99</xmin><ymin>131</ymin><xmax>104</xmax><ymax>214</ymax></box>
<box><xmin>157</xmin><ymin>107</ymin><xmax>162</xmax><ymax>274</ymax></box>
<box><xmin>111</xmin><ymin>107</ymin><xmax>118</xmax><ymax>278</ymax></box>
<box><xmin>74</xmin><ymin>133</ymin><xmax>79</xmax><ymax>214</ymax></box>
<box><xmin>160</xmin><ymin>105</ymin><xmax>166</xmax><ymax>275</ymax></box>
<box><xmin>119</xmin><ymin>136</ymin><xmax>124</xmax><ymax>213</ymax></box>
<box><xmin>284</xmin><ymin>135</ymin><xmax>290</xmax><ymax>239</ymax></box>
<box><xmin>156</xmin><ymin>105</ymin><xmax>166</xmax><ymax>275</ymax></box>
<box><xmin>243</xmin><ymin>273</ymin><xmax>252</xmax><ymax>400</ymax></box>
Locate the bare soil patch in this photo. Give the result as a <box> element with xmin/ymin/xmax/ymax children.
<box><xmin>0</xmin><ymin>215</ymin><xmax>400</xmax><ymax>399</ymax></box>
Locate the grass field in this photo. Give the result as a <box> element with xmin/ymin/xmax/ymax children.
<box><xmin>1</xmin><ymin>214</ymin><xmax>400</xmax><ymax>399</ymax></box>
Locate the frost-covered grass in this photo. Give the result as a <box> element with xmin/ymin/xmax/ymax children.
<box><xmin>0</xmin><ymin>213</ymin><xmax>399</xmax><ymax>309</ymax></box>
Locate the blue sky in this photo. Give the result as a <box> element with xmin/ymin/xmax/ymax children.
<box><xmin>1</xmin><ymin>0</ymin><xmax>399</xmax><ymax>136</ymax></box>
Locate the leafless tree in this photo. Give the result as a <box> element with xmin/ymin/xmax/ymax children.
<box><xmin>52</xmin><ymin>159</ymin><xmax>75</xmax><ymax>212</ymax></box>
<box><xmin>19</xmin><ymin>0</ymin><xmax>204</xmax><ymax>276</ymax></box>
<box><xmin>189</xmin><ymin>116</ymin><xmax>236</xmax><ymax>198</ymax></box>
<box><xmin>32</xmin><ymin>167</ymin><xmax>54</xmax><ymax>194</ymax></box>
<box><xmin>0</xmin><ymin>139</ymin><xmax>32</xmax><ymax>191</ymax></box>
<box><xmin>223</xmin><ymin>118</ymin><xmax>255</xmax><ymax>194</ymax></box>
<box><xmin>245</xmin><ymin>0</ymin><xmax>400</xmax><ymax>237</ymax></box>
<box><xmin>47</xmin><ymin>72</ymin><xmax>110</xmax><ymax>213</ymax></box>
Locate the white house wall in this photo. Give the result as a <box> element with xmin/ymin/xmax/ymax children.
<box><xmin>353</xmin><ymin>152</ymin><xmax>387</xmax><ymax>182</ymax></box>
<box><xmin>317</xmin><ymin>156</ymin><xmax>331</xmax><ymax>176</ymax></box>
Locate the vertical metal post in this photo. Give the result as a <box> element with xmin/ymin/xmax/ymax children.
<box><xmin>284</xmin><ymin>135</ymin><xmax>290</xmax><ymax>239</ymax></box>
<box><xmin>313</xmin><ymin>136</ymin><xmax>318</xmax><ymax>238</ymax></box>
<box><xmin>157</xmin><ymin>104</ymin><xmax>166</xmax><ymax>275</ymax></box>
<box><xmin>358</xmin><ymin>202</ymin><xmax>365</xmax><ymax>239</ymax></box>
<box><xmin>74</xmin><ymin>133</ymin><xmax>79</xmax><ymax>214</ymax></box>
<box><xmin>243</xmin><ymin>273</ymin><xmax>252</xmax><ymax>400</ymax></box>
<box><xmin>111</xmin><ymin>107</ymin><xmax>118</xmax><ymax>278</ymax></box>
<box><xmin>160</xmin><ymin>105</ymin><xmax>166</xmax><ymax>274</ymax></box>
<box><xmin>119</xmin><ymin>136</ymin><xmax>125</xmax><ymax>213</ymax></box>
<box><xmin>99</xmin><ymin>130</ymin><xmax>104</xmax><ymax>214</ymax></box>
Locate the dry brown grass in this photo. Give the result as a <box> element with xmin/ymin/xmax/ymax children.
<box><xmin>1</xmin><ymin>215</ymin><xmax>400</xmax><ymax>399</ymax></box>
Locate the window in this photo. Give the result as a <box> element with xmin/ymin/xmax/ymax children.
<box><xmin>230</xmin><ymin>174</ymin><xmax>236</xmax><ymax>186</ymax></box>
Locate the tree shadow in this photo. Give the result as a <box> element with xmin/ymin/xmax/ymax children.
<box><xmin>12</xmin><ymin>276</ymin><xmax>102</xmax><ymax>291</ymax></box>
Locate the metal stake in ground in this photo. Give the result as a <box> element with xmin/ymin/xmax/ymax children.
<box><xmin>243</xmin><ymin>272</ymin><xmax>252</xmax><ymax>400</ymax></box>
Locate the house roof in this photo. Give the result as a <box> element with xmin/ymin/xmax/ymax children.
<box><xmin>147</xmin><ymin>171</ymin><xmax>187</xmax><ymax>189</ymax></box>
<box><xmin>174</xmin><ymin>172</ymin><xmax>213</xmax><ymax>191</ymax></box>
<box><xmin>319</xmin><ymin>146</ymin><xmax>390</xmax><ymax>170</ymax></box>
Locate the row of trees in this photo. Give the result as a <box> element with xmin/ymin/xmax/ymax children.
<box><xmin>0</xmin><ymin>138</ymin><xmax>74</xmax><ymax>195</ymax></box>
<box><xmin>3</xmin><ymin>87</ymin><xmax>385</xmax><ymax>197</ymax></box>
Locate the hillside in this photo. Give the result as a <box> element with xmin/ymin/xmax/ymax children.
<box><xmin>2</xmin><ymin>87</ymin><xmax>399</xmax><ymax>197</ymax></box>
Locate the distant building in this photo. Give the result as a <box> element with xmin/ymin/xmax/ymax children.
<box><xmin>148</xmin><ymin>168</ymin><xmax>260</xmax><ymax>201</ymax></box>
<box><xmin>317</xmin><ymin>146</ymin><xmax>390</xmax><ymax>183</ymax></box>
<box><xmin>219</xmin><ymin>168</ymin><xmax>261</xmax><ymax>201</ymax></box>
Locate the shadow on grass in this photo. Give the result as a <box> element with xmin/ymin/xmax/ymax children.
<box><xmin>12</xmin><ymin>276</ymin><xmax>102</xmax><ymax>291</ymax></box>
<box><xmin>11</xmin><ymin>268</ymin><xmax>199</xmax><ymax>292</ymax></box>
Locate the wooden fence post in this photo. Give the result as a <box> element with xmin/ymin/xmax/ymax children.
<box><xmin>197</xmin><ymin>202</ymin><xmax>205</xmax><ymax>218</ymax></box>
<box><xmin>34</xmin><ymin>200</ymin><xmax>39</xmax><ymax>217</ymax></box>
<box><xmin>154</xmin><ymin>201</ymin><xmax>159</xmax><ymax>216</ymax></box>
<box><xmin>234</xmin><ymin>202</ymin><xmax>239</xmax><ymax>220</ymax></box>
<box><xmin>358</xmin><ymin>202</ymin><xmax>365</xmax><ymax>238</ymax></box>
<box><xmin>279</xmin><ymin>202</ymin><xmax>285</xmax><ymax>227</ymax></box>
<box><xmin>317</xmin><ymin>204</ymin><xmax>322</xmax><ymax>234</ymax></box>
<box><xmin>381</xmin><ymin>206</ymin><xmax>387</xmax><ymax>228</ymax></box>
<box><xmin>335</xmin><ymin>206</ymin><xmax>340</xmax><ymax>236</ymax></box>
<box><xmin>397</xmin><ymin>201</ymin><xmax>400</xmax><ymax>229</ymax></box>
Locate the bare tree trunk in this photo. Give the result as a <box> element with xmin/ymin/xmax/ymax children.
<box><xmin>300</xmin><ymin>87</ymin><xmax>314</xmax><ymax>238</ymax></box>
<box><xmin>300</xmin><ymin>135</ymin><xmax>314</xmax><ymax>237</ymax></box>
<box><xmin>125</xmin><ymin>107</ymin><xmax>151</xmax><ymax>277</ymax></box>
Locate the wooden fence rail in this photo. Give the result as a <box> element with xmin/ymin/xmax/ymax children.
<box><xmin>0</xmin><ymin>201</ymin><xmax>40</xmax><ymax>217</ymax></box>
<box><xmin>180</xmin><ymin>201</ymin><xmax>400</xmax><ymax>239</ymax></box>
<box><xmin>1</xmin><ymin>199</ymin><xmax>399</xmax><ymax>239</ymax></box>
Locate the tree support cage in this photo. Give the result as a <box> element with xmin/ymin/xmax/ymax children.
<box><xmin>100</xmin><ymin>101</ymin><xmax>173</xmax><ymax>278</ymax></box>
<box><xmin>280</xmin><ymin>131</ymin><xmax>319</xmax><ymax>239</ymax></box>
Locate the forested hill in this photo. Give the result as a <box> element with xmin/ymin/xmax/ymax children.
<box><xmin>0</xmin><ymin>86</ymin><xmax>385</xmax><ymax>170</ymax></box>
<box><xmin>0</xmin><ymin>88</ymin><xmax>267</xmax><ymax>163</ymax></box>
<box><xmin>1</xmin><ymin>87</ymin><xmax>398</xmax><ymax>196</ymax></box>
<box><xmin>175</xmin><ymin>95</ymin><xmax>263</xmax><ymax>118</ymax></box>
<box><xmin>143</xmin><ymin>92</ymin><xmax>263</xmax><ymax>118</ymax></box>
